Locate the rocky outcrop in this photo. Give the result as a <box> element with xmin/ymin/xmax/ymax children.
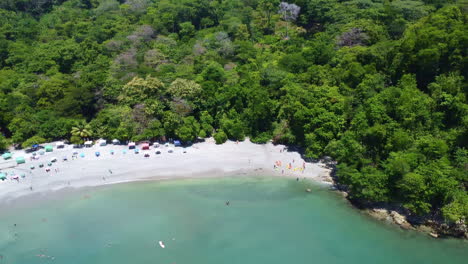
<box><xmin>366</xmin><ymin>208</ymin><xmax>413</xmax><ymax>230</ymax></box>
<box><xmin>331</xmin><ymin>187</ymin><xmax>467</xmax><ymax>239</ymax></box>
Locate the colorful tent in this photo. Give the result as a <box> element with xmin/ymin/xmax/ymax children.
<box><xmin>142</xmin><ymin>143</ymin><xmax>150</xmax><ymax>150</ymax></box>
<box><xmin>128</xmin><ymin>142</ymin><xmax>136</xmax><ymax>149</ymax></box>
<box><xmin>2</xmin><ymin>153</ymin><xmax>12</xmax><ymax>160</ymax></box>
<box><xmin>174</xmin><ymin>140</ymin><xmax>181</xmax><ymax>147</ymax></box>
<box><xmin>16</xmin><ymin>157</ymin><xmax>26</xmax><ymax>164</ymax></box>
<box><xmin>45</xmin><ymin>145</ymin><xmax>53</xmax><ymax>152</ymax></box>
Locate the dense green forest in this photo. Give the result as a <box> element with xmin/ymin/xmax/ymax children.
<box><xmin>0</xmin><ymin>0</ymin><xmax>466</xmax><ymax>226</ymax></box>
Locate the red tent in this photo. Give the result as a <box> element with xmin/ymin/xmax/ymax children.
<box><xmin>142</xmin><ymin>143</ymin><xmax>150</xmax><ymax>150</ymax></box>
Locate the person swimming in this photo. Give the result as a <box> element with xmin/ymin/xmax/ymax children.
<box><xmin>226</xmin><ymin>201</ymin><xmax>230</xmax><ymax>206</ymax></box>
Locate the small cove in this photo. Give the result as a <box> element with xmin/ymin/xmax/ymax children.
<box><xmin>0</xmin><ymin>176</ymin><xmax>466</xmax><ymax>264</ymax></box>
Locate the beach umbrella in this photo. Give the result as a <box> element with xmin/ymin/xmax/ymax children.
<box><xmin>16</xmin><ymin>157</ymin><xmax>26</xmax><ymax>164</ymax></box>
<box><xmin>63</xmin><ymin>156</ymin><xmax>68</xmax><ymax>161</ymax></box>
<box><xmin>50</xmin><ymin>157</ymin><xmax>57</xmax><ymax>162</ymax></box>
<box><xmin>21</xmin><ymin>173</ymin><xmax>26</xmax><ymax>178</ymax></box>
<box><xmin>110</xmin><ymin>150</ymin><xmax>114</xmax><ymax>155</ymax></box>
<box><xmin>48</xmin><ymin>162</ymin><xmax>52</xmax><ymax>166</ymax></box>
<box><xmin>168</xmin><ymin>148</ymin><xmax>174</xmax><ymax>153</ymax></box>
<box><xmin>122</xmin><ymin>149</ymin><xmax>127</xmax><ymax>154</ymax></box>
<box><xmin>39</xmin><ymin>150</ymin><xmax>45</xmax><ymax>155</ymax></box>
<box><xmin>39</xmin><ymin>164</ymin><xmax>44</xmax><ymax>168</ymax></box>
<box><xmin>45</xmin><ymin>145</ymin><xmax>53</xmax><ymax>152</ymax></box>
<box><xmin>2</xmin><ymin>153</ymin><xmax>12</xmax><ymax>160</ymax></box>
<box><xmin>32</xmin><ymin>152</ymin><xmax>37</xmax><ymax>156</ymax></box>
<box><xmin>95</xmin><ymin>151</ymin><xmax>100</xmax><ymax>157</ymax></box>
<box><xmin>80</xmin><ymin>153</ymin><xmax>85</xmax><ymax>158</ymax></box>
<box><xmin>73</xmin><ymin>151</ymin><xmax>79</xmax><ymax>155</ymax></box>
<box><xmin>30</xmin><ymin>165</ymin><xmax>35</xmax><ymax>170</ymax></box>
<box><xmin>155</xmin><ymin>150</ymin><xmax>161</xmax><ymax>154</ymax></box>
<box><xmin>0</xmin><ymin>173</ymin><xmax>6</xmax><ymax>181</ymax></box>
<box><xmin>134</xmin><ymin>148</ymin><xmax>140</xmax><ymax>154</ymax></box>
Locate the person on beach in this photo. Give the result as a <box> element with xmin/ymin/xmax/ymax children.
<box><xmin>108</xmin><ymin>169</ymin><xmax>113</xmax><ymax>174</ymax></box>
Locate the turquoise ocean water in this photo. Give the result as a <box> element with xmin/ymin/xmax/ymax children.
<box><xmin>0</xmin><ymin>177</ymin><xmax>467</xmax><ymax>264</ymax></box>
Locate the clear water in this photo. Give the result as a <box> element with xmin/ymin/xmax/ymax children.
<box><xmin>0</xmin><ymin>177</ymin><xmax>466</xmax><ymax>263</ymax></box>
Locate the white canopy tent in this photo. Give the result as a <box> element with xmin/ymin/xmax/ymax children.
<box><xmin>98</xmin><ymin>139</ymin><xmax>107</xmax><ymax>146</ymax></box>
<box><xmin>112</xmin><ymin>139</ymin><xmax>120</xmax><ymax>145</ymax></box>
<box><xmin>84</xmin><ymin>141</ymin><xmax>93</xmax><ymax>147</ymax></box>
<box><xmin>56</xmin><ymin>141</ymin><xmax>65</xmax><ymax>148</ymax></box>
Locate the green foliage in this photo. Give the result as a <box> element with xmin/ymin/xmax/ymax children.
<box><xmin>21</xmin><ymin>135</ymin><xmax>46</xmax><ymax>149</ymax></box>
<box><xmin>0</xmin><ymin>134</ymin><xmax>8</xmax><ymax>150</ymax></box>
<box><xmin>214</xmin><ymin>130</ymin><xmax>227</xmax><ymax>144</ymax></box>
<box><xmin>0</xmin><ymin>0</ymin><xmax>466</xmax><ymax>225</ymax></box>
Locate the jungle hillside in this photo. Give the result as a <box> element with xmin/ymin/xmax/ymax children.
<box><xmin>0</xmin><ymin>0</ymin><xmax>467</xmax><ymax>230</ymax></box>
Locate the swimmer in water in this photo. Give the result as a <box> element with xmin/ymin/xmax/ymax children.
<box><xmin>226</xmin><ymin>201</ymin><xmax>230</xmax><ymax>206</ymax></box>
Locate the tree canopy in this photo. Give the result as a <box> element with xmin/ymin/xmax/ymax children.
<box><xmin>0</xmin><ymin>0</ymin><xmax>466</xmax><ymax>225</ymax></box>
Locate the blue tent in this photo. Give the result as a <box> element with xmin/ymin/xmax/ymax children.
<box><xmin>174</xmin><ymin>140</ymin><xmax>181</xmax><ymax>147</ymax></box>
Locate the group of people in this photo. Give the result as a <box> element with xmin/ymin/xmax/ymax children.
<box><xmin>273</xmin><ymin>159</ymin><xmax>307</xmax><ymax>174</ymax></box>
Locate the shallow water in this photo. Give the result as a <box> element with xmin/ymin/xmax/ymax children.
<box><xmin>0</xmin><ymin>177</ymin><xmax>466</xmax><ymax>264</ymax></box>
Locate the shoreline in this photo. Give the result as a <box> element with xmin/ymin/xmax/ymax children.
<box><xmin>0</xmin><ymin>139</ymin><xmax>333</xmax><ymax>203</ymax></box>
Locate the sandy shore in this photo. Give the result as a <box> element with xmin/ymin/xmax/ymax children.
<box><xmin>0</xmin><ymin>139</ymin><xmax>332</xmax><ymax>202</ymax></box>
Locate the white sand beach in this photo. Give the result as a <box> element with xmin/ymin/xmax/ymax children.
<box><xmin>0</xmin><ymin>139</ymin><xmax>332</xmax><ymax>202</ymax></box>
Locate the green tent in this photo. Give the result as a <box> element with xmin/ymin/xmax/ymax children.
<box><xmin>45</xmin><ymin>145</ymin><xmax>53</xmax><ymax>152</ymax></box>
<box><xmin>16</xmin><ymin>157</ymin><xmax>26</xmax><ymax>164</ymax></box>
<box><xmin>0</xmin><ymin>172</ymin><xmax>6</xmax><ymax>181</ymax></box>
<box><xmin>2</xmin><ymin>153</ymin><xmax>12</xmax><ymax>160</ymax></box>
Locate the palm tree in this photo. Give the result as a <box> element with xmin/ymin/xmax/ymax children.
<box><xmin>71</xmin><ymin>121</ymin><xmax>93</xmax><ymax>141</ymax></box>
